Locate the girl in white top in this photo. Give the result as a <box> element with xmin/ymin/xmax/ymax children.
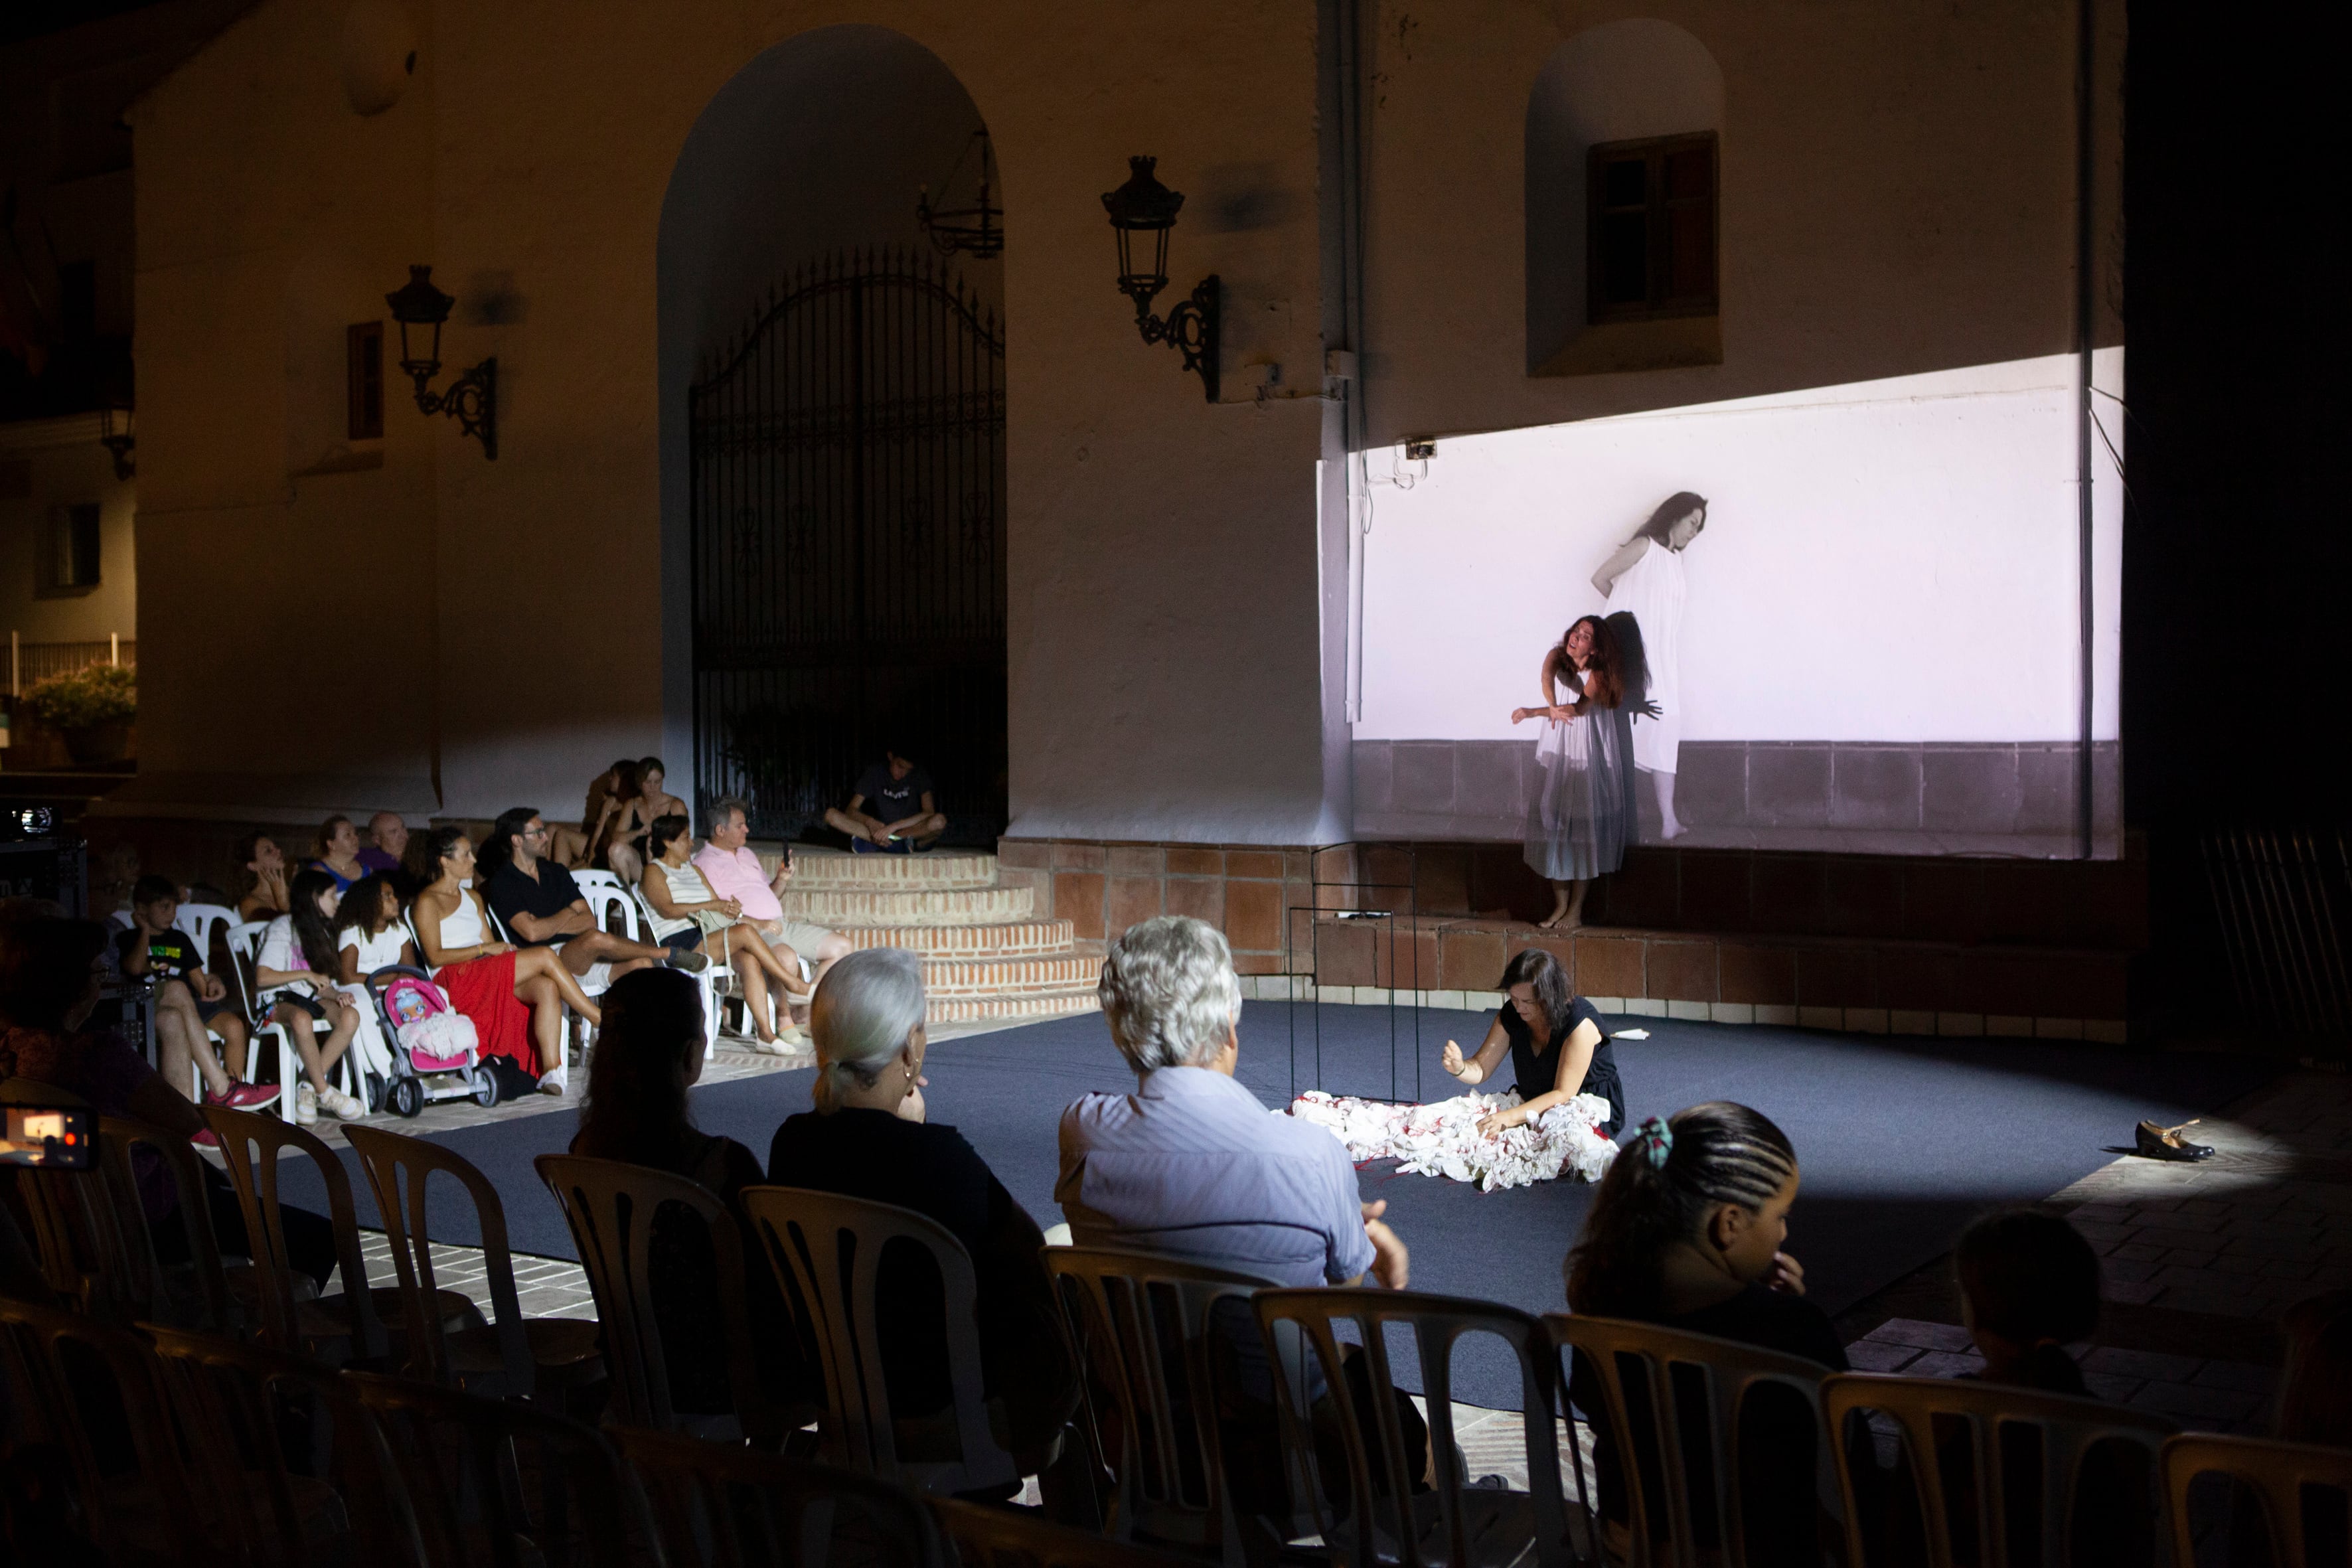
<box><xmin>641</xmin><ymin>812</ymin><xmax>806</xmax><ymax>1052</ymax></box>
<box><xmin>334</xmin><ymin>874</ymin><xmax>417</xmax><ymax>979</ymax></box>
<box><xmin>253</xmin><ymin>869</ymin><xmax>369</xmax><ymax>1122</ymax></box>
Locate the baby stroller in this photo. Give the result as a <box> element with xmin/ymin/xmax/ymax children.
<box><xmin>364</xmin><ymin>965</ymin><xmax>501</xmax><ymax>1118</ymax></box>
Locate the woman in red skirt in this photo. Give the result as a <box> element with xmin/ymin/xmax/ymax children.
<box><xmin>413</xmin><ymin>825</ymin><xmax>602</xmax><ymax>1095</ymax></box>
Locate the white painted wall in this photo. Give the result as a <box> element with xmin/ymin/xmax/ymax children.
<box><xmin>1356</xmin><ymin>349</ymin><xmax>2124</xmax><ymax>745</ymax></box>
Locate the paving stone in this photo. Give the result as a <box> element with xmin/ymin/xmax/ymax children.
<box><xmin>2082</xmin><ymin>1347</ymin><xmax>2203</xmax><ymax>1382</ymax></box>
<box><xmin>2126</xmin><ymin>1380</ymin><xmax>2265</xmax><ymax>1426</ymax></box>
<box><xmin>2082</xmin><ymin>1373</ymin><xmax>2143</xmax><ymax>1403</ymax></box>
<box><xmin>1844</xmin><ymin>1341</ymin><xmax>1922</xmax><ymax>1373</ymax></box>
<box><xmin>1863</xmin><ymin>1319</ymin><xmax>1976</xmax><ymax>1352</ymax></box>
<box><xmin>1904</xmin><ymin>1351</ymin><xmax>1989</xmax><ymax>1379</ymax></box>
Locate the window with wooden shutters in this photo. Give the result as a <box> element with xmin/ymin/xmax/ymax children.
<box><xmin>347</xmin><ymin>321</ymin><xmax>384</xmax><ymax>440</ymax></box>
<box><xmin>1587</xmin><ymin>132</ymin><xmax>1718</xmax><ymax>325</ymax></box>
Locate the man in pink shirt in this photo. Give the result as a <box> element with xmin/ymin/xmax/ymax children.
<box><xmin>692</xmin><ymin>797</ymin><xmax>855</xmax><ymax>994</ymax></box>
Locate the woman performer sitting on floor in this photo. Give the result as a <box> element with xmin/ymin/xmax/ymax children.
<box><xmin>413</xmin><ymin>824</ymin><xmax>601</xmax><ymax>1095</ymax></box>
<box><xmin>1439</xmin><ymin>947</ymin><xmax>1626</xmax><ymax>1140</ymax></box>
<box><xmin>640</xmin><ymin>813</ymin><xmax>807</xmax><ymax>1053</ymax></box>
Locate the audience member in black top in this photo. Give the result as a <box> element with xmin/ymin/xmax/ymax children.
<box><xmin>1440</xmin><ymin>946</ymin><xmax>1626</xmax><ymax>1138</ymax></box>
<box><xmin>567</xmin><ymin>967</ymin><xmax>806</xmax><ymax>1418</ymax></box>
<box><xmin>767</xmin><ymin>947</ymin><xmax>1077</xmax><ymax>1462</ymax></box>
<box><xmin>1565</xmin><ymin>1101</ymin><xmax>1841</xmax><ymax>1567</ymax></box>
<box><xmin>825</xmin><ymin>749</ymin><xmax>946</xmax><ymax>852</ymax></box>
<box><xmin>0</xmin><ymin>903</ymin><xmax>335</xmax><ymax>1286</ymax></box>
<box><xmin>480</xmin><ymin>807</ymin><xmax>698</xmax><ymax>982</ymax></box>
<box><xmin>113</xmin><ymin>874</ymin><xmax>272</xmax><ymax>1108</ymax></box>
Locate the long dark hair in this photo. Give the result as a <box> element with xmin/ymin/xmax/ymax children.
<box><xmin>333</xmin><ymin>874</ymin><xmax>398</xmax><ymax>941</ymax></box>
<box><xmin>424</xmin><ymin>826</ymin><xmax>471</xmax><ymax>887</ymax></box>
<box><xmin>287</xmin><ymin>868</ymin><xmax>343</xmax><ymax>977</ymax></box>
<box><xmin>1565</xmin><ymin>1101</ymin><xmax>1798</xmax><ymax>1318</ymax></box>
<box><xmin>234</xmin><ymin>832</ymin><xmax>275</xmax><ymax>896</ymax></box>
<box><xmin>609</xmin><ymin>761</ymin><xmax>643</xmax><ymax>810</ymax></box>
<box><xmin>1497</xmin><ymin>948</ymin><xmax>1573</xmax><ymax>1044</ymax></box>
<box><xmin>574</xmin><ymin>968</ymin><xmax>706</xmax><ymax>1168</ymax></box>
<box><xmin>1630</xmin><ymin>491</ymin><xmax>1708</xmax><ymax>546</ymax></box>
<box><xmin>1557</xmin><ymin>614</ymin><xmax>1623</xmax><ymax>709</ymax></box>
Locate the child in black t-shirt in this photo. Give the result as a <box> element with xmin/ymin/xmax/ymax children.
<box><xmin>824</xmin><ymin>748</ymin><xmax>947</xmax><ymax>852</ymax></box>
<box><xmin>1563</xmin><ymin>1102</ymin><xmax>1844</xmax><ymax>1567</ymax></box>
<box><xmin>115</xmin><ymin>874</ymin><xmax>275</xmax><ymax>1109</ymax></box>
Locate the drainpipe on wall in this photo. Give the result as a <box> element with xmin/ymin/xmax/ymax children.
<box><xmin>1335</xmin><ymin>0</ymin><xmax>1371</xmax><ymax>724</ymax></box>
<box><xmin>2074</xmin><ymin>0</ymin><xmax>2098</xmax><ymax>860</ymax></box>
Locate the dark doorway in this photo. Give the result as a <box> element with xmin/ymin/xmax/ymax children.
<box><xmin>689</xmin><ymin>248</ymin><xmax>1006</xmax><ymax>843</ymax></box>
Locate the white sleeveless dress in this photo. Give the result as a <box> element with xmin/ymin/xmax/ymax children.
<box><xmin>1602</xmin><ymin>537</ymin><xmax>1687</xmax><ymax>775</ymax></box>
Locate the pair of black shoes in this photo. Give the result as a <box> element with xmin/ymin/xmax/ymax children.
<box><xmin>2134</xmin><ymin>1117</ymin><xmax>2215</xmax><ymax>1162</ymax></box>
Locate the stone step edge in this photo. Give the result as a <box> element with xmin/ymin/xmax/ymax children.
<box><xmin>928</xmin><ymin>990</ymin><xmax>1101</xmax><ymax>1023</ymax></box>
<box><xmin>844</xmin><ymin>919</ymin><xmax>1075</xmax><ymax>956</ymax></box>
<box><xmin>774</xmin><ymin>888</ymin><xmax>1035</xmax><ymax>925</ymax></box>
<box><xmin>776</xmin><ymin>850</ymin><xmax>998</xmax><ymax>891</ymax></box>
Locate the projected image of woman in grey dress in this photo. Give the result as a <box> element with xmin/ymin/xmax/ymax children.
<box><xmin>1593</xmin><ymin>492</ymin><xmax>1707</xmax><ymax>840</ymax></box>
<box><xmin>1512</xmin><ymin>614</ymin><xmax>1630</xmax><ymax>930</ymax></box>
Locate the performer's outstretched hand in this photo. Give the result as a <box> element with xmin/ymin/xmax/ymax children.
<box><xmin>1441</xmin><ymin>1039</ymin><xmax>1465</xmax><ymax>1077</ymax></box>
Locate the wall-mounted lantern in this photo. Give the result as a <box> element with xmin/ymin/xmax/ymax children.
<box><xmin>384</xmin><ymin>264</ymin><xmax>497</xmax><ymax>459</ymax></box>
<box><xmin>1101</xmin><ymin>157</ymin><xmax>1218</xmax><ymax>402</ymax></box>
<box><xmin>916</xmin><ymin>129</ymin><xmax>1004</xmax><ymax>260</ymax></box>
<box><xmin>98</xmin><ymin>395</ymin><xmax>134</xmax><ymax>481</ymax></box>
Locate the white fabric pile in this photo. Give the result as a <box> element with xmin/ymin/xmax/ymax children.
<box><xmin>1285</xmin><ymin>1089</ymin><xmax>1620</xmax><ymax>1192</ymax></box>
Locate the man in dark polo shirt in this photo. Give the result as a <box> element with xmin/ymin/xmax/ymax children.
<box><xmin>481</xmin><ymin>807</ymin><xmax>703</xmax><ymax>979</ymax></box>
<box><xmin>823</xmin><ymin>748</ymin><xmax>947</xmax><ymax>853</ymax></box>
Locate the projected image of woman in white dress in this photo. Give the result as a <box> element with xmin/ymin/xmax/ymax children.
<box><xmin>1593</xmin><ymin>492</ymin><xmax>1707</xmax><ymax>840</ymax></box>
<box><xmin>1512</xmin><ymin>615</ymin><xmax>1630</xmax><ymax>930</ymax></box>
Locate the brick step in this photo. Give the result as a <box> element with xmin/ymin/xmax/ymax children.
<box><xmin>777</xmin><ymin>846</ymin><xmax>996</xmax><ymax>891</ymax></box>
<box><xmin>845</xmin><ymin>919</ymin><xmax>1077</xmax><ymax>959</ymax></box>
<box><xmin>921</xmin><ymin>953</ymin><xmax>1102</xmax><ymax>999</ymax></box>
<box><xmin>929</xmin><ymin>989</ymin><xmax>1102</xmax><ymax>1025</ymax></box>
<box><xmin>776</xmin><ymin>885</ymin><xmax>1035</xmax><ymax>925</ymax></box>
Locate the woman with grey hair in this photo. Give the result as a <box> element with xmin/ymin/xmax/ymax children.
<box><xmin>765</xmin><ymin>949</ymin><xmax>1077</xmax><ymax>1472</ymax></box>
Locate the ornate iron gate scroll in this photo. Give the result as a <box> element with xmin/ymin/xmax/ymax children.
<box><xmin>690</xmin><ymin>250</ymin><xmax>1006</xmax><ymax>842</ymax></box>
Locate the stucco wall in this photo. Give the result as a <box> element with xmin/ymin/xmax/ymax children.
<box><xmin>0</xmin><ymin>425</ymin><xmax>137</xmax><ymax>647</ymax></box>
<box><xmin>112</xmin><ymin>0</ymin><xmax>2122</xmax><ymax>847</ymax></box>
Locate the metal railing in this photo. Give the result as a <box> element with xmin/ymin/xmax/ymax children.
<box><xmin>2202</xmin><ymin>828</ymin><xmax>2352</xmax><ymax>1053</ymax></box>
<box><xmin>7</xmin><ymin>633</ymin><xmax>135</xmax><ymax>696</ymax></box>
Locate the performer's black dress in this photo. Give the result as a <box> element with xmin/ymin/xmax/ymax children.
<box><xmin>1498</xmin><ymin>995</ymin><xmax>1626</xmax><ymax>1137</ymax></box>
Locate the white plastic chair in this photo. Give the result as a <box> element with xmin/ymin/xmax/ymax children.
<box><xmin>224</xmin><ymin>920</ymin><xmax>319</xmax><ymax>1126</ymax></box>
<box><xmin>630</xmin><ymin>885</ymin><xmax>735</xmax><ymax>1058</ymax></box>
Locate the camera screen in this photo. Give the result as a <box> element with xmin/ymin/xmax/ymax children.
<box><xmin>0</xmin><ymin>1107</ymin><xmax>94</xmax><ymax>1170</ymax></box>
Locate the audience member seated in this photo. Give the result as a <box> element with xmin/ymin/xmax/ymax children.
<box><xmin>2278</xmin><ymin>1289</ymin><xmax>2352</xmax><ymax>1448</ymax></box>
<box><xmin>252</xmin><ymin>870</ymin><xmax>368</xmax><ymax>1123</ymax></box>
<box><xmin>1956</xmin><ymin>1209</ymin><xmax>2102</xmax><ymax>1394</ymax></box>
<box><xmin>413</xmin><ymin>826</ymin><xmax>603</xmax><ymax>1097</ymax></box>
<box><xmin>1564</xmin><ymin>1102</ymin><xmax>1841</xmax><ymax>1567</ymax></box>
<box><xmin>604</xmin><ymin>755</ymin><xmax>690</xmax><ymax>887</ymax></box>
<box><xmin>234</xmin><ymin>832</ymin><xmax>291</xmax><ymax>922</ymax></box>
<box><xmin>641</xmin><ymin>815</ymin><xmax>801</xmax><ymax>1053</ymax></box>
<box><xmin>568</xmin><ymin>967</ymin><xmax>809</xmax><ymax>1419</ymax></box>
<box><xmin>0</xmin><ymin>902</ymin><xmax>335</xmax><ymax>1281</ymax></box>
<box><xmin>694</xmin><ymin>795</ymin><xmax>854</xmax><ymax>994</ymax></box>
<box><xmin>333</xmin><ymin>874</ymin><xmax>416</xmax><ymax>984</ymax></box>
<box><xmin>480</xmin><ymin>807</ymin><xmax>694</xmax><ymax>986</ymax></box>
<box><xmin>588</xmin><ymin>759</ymin><xmax>643</xmax><ymax>874</ymax></box>
<box><xmin>768</xmin><ymin>947</ymin><xmax>1077</xmax><ymax>1464</ymax></box>
<box><xmin>358</xmin><ymin>811</ymin><xmax>410</xmax><ymax>884</ymax></box>
<box><xmin>824</xmin><ymin>747</ymin><xmax>946</xmax><ymax>852</ymax></box>
<box><xmin>553</xmin><ymin>758</ymin><xmax>629</xmax><ymax>870</ymax></box>
<box><xmin>114</xmin><ymin>874</ymin><xmax>272</xmax><ymax>1110</ymax></box>
<box><xmin>1058</xmin><ymin>914</ymin><xmax>1422</xmax><ymax>1510</ymax></box>
<box><xmin>309</xmin><ymin>815</ymin><xmax>368</xmax><ymax>894</ymax></box>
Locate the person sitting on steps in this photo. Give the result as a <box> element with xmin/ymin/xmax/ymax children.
<box><xmin>825</xmin><ymin>746</ymin><xmax>946</xmax><ymax>853</ymax></box>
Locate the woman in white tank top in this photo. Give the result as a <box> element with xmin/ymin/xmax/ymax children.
<box><xmin>641</xmin><ymin>812</ymin><xmax>807</xmax><ymax>1050</ymax></box>
<box><xmin>410</xmin><ymin>827</ymin><xmax>603</xmax><ymax>1093</ymax></box>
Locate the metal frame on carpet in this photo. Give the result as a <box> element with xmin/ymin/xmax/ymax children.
<box><xmin>1285</xmin><ymin>843</ymin><xmax>1429</xmax><ymax>1105</ymax></box>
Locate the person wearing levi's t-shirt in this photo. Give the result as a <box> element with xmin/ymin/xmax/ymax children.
<box><xmin>824</xmin><ymin>749</ymin><xmax>945</xmax><ymax>852</ymax></box>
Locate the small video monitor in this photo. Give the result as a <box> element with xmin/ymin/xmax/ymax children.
<box><xmin>0</xmin><ymin>1107</ymin><xmax>95</xmax><ymax>1170</ymax></box>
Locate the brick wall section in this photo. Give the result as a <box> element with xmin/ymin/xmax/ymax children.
<box><xmin>1002</xmin><ymin>836</ymin><xmax>2138</xmax><ymax>1029</ymax></box>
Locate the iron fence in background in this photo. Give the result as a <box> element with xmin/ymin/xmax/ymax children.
<box><xmin>2202</xmin><ymin>828</ymin><xmax>2352</xmax><ymax>1058</ymax></box>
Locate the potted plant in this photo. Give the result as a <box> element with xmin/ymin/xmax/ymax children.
<box><xmin>24</xmin><ymin>664</ymin><xmax>137</xmax><ymax>768</ymax></box>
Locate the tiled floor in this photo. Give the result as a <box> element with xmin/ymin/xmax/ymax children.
<box><xmin>323</xmin><ymin>1024</ymin><xmax>2346</xmax><ymax>1488</ymax></box>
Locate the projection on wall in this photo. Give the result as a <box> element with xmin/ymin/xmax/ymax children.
<box><xmin>1352</xmin><ymin>351</ymin><xmax>2124</xmax><ymax>858</ymax></box>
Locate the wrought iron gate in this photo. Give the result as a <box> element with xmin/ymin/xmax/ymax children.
<box><xmin>690</xmin><ymin>250</ymin><xmax>1006</xmax><ymax>842</ymax></box>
